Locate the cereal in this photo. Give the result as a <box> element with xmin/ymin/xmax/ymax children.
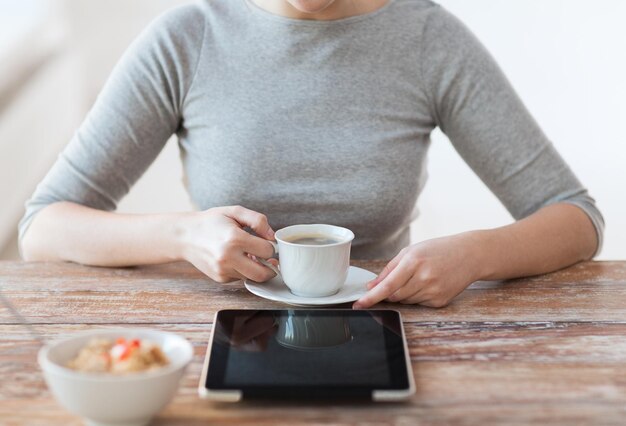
<box><xmin>68</xmin><ymin>337</ymin><xmax>169</xmax><ymax>374</ymax></box>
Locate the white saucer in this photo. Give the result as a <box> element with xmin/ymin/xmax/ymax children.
<box><xmin>244</xmin><ymin>266</ymin><xmax>377</xmax><ymax>307</ymax></box>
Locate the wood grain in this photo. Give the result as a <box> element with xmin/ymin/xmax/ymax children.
<box><xmin>1</xmin><ymin>322</ymin><xmax>626</xmax><ymax>424</ymax></box>
<box><xmin>1</xmin><ymin>261</ymin><xmax>626</xmax><ymax>323</ymax></box>
<box><xmin>1</xmin><ymin>260</ymin><xmax>625</xmax><ymax>425</ymax></box>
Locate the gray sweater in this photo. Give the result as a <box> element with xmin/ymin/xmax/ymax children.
<box><xmin>19</xmin><ymin>0</ymin><xmax>604</xmax><ymax>259</ymax></box>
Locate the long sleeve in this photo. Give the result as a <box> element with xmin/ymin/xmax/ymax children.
<box><xmin>18</xmin><ymin>5</ymin><xmax>206</xmax><ymax>245</ymax></box>
<box><xmin>419</xmin><ymin>5</ymin><xmax>604</xmax><ymax>255</ymax></box>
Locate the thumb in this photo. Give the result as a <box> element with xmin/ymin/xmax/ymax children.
<box><xmin>223</xmin><ymin>206</ymin><xmax>275</xmax><ymax>240</ymax></box>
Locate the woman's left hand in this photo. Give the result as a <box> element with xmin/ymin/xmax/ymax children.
<box><xmin>353</xmin><ymin>233</ymin><xmax>484</xmax><ymax>309</ymax></box>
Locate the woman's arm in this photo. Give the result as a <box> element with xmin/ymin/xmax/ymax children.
<box><xmin>473</xmin><ymin>203</ymin><xmax>597</xmax><ymax>280</ymax></box>
<box><xmin>353</xmin><ymin>202</ymin><xmax>597</xmax><ymax>309</ymax></box>
<box><xmin>18</xmin><ymin>7</ymin><xmax>216</xmax><ymax>270</ymax></box>
<box><xmin>21</xmin><ymin>202</ymin><xmax>182</xmax><ymax>266</ymax></box>
<box><xmin>22</xmin><ymin>202</ymin><xmax>277</xmax><ymax>283</ymax></box>
<box><xmin>355</xmin><ymin>6</ymin><xmax>604</xmax><ymax>308</ymax></box>
<box><xmin>18</xmin><ymin>6</ymin><xmax>207</xmax><ymax>260</ymax></box>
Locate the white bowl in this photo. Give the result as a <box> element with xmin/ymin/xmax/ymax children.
<box><xmin>38</xmin><ymin>328</ymin><xmax>193</xmax><ymax>426</ymax></box>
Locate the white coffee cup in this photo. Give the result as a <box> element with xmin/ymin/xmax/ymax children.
<box><xmin>259</xmin><ymin>224</ymin><xmax>354</xmax><ymax>298</ymax></box>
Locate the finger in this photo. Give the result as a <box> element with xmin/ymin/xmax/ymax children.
<box><xmin>234</xmin><ymin>255</ymin><xmax>277</xmax><ymax>282</ymax></box>
<box><xmin>255</xmin><ymin>328</ymin><xmax>274</xmax><ymax>351</ymax></box>
<box><xmin>231</xmin><ymin>315</ymin><xmax>276</xmax><ymax>346</ymax></box>
<box><xmin>191</xmin><ymin>259</ymin><xmax>245</xmax><ymax>283</ymax></box>
<box><xmin>367</xmin><ymin>251</ymin><xmax>403</xmax><ymax>290</ymax></box>
<box><xmin>224</xmin><ymin>206</ymin><xmax>275</xmax><ymax>240</ymax></box>
<box><xmin>236</xmin><ymin>327</ymin><xmax>275</xmax><ymax>352</ymax></box>
<box><xmin>247</xmin><ymin>254</ymin><xmax>278</xmax><ymax>265</ymax></box>
<box><xmin>398</xmin><ymin>290</ymin><xmax>450</xmax><ymax>308</ymax></box>
<box><xmin>387</xmin><ymin>273</ymin><xmax>424</xmax><ymax>302</ymax></box>
<box><xmin>353</xmin><ymin>257</ymin><xmax>415</xmax><ymax>309</ymax></box>
<box><xmin>233</xmin><ymin>229</ymin><xmax>275</xmax><ymax>259</ymax></box>
<box><xmin>216</xmin><ymin>271</ymin><xmax>246</xmax><ymax>283</ymax></box>
<box><xmin>399</xmin><ymin>292</ymin><xmax>439</xmax><ymax>307</ymax></box>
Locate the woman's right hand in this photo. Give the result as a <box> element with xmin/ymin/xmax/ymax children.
<box><xmin>176</xmin><ymin>205</ymin><xmax>277</xmax><ymax>283</ymax></box>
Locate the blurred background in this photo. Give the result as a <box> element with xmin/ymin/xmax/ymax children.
<box><xmin>0</xmin><ymin>0</ymin><xmax>624</xmax><ymax>261</ymax></box>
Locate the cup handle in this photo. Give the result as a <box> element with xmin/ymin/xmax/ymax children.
<box><xmin>256</xmin><ymin>241</ymin><xmax>280</xmax><ymax>277</ymax></box>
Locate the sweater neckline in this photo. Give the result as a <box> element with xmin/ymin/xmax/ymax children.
<box><xmin>242</xmin><ymin>0</ymin><xmax>396</xmax><ymax>27</ymax></box>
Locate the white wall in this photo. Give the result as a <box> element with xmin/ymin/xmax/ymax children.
<box><xmin>0</xmin><ymin>0</ymin><xmax>79</xmax><ymax>258</ymax></box>
<box><xmin>2</xmin><ymin>0</ymin><xmax>625</xmax><ymax>260</ymax></box>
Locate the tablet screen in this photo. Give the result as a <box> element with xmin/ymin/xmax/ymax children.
<box><xmin>204</xmin><ymin>309</ymin><xmax>411</xmax><ymax>398</ymax></box>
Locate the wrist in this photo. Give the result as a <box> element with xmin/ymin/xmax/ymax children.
<box><xmin>158</xmin><ymin>212</ymin><xmax>193</xmax><ymax>262</ymax></box>
<box><xmin>461</xmin><ymin>230</ymin><xmax>498</xmax><ymax>282</ymax></box>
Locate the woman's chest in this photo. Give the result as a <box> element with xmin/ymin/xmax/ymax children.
<box><xmin>175</xmin><ymin>21</ymin><xmax>434</xmax><ymax>216</ymax></box>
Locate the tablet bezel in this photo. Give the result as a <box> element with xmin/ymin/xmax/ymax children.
<box><xmin>198</xmin><ymin>309</ymin><xmax>415</xmax><ymax>402</ymax></box>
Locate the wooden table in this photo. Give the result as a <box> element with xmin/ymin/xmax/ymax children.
<box><xmin>1</xmin><ymin>260</ymin><xmax>625</xmax><ymax>425</ymax></box>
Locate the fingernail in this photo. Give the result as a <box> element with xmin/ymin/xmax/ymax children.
<box><xmin>353</xmin><ymin>302</ymin><xmax>363</xmax><ymax>310</ymax></box>
<box><xmin>268</xmin><ymin>229</ymin><xmax>275</xmax><ymax>239</ymax></box>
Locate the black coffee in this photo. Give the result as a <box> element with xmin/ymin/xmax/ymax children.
<box><xmin>284</xmin><ymin>233</ymin><xmax>341</xmax><ymax>245</ymax></box>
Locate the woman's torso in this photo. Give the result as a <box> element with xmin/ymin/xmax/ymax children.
<box><xmin>180</xmin><ymin>0</ymin><xmax>437</xmax><ymax>258</ymax></box>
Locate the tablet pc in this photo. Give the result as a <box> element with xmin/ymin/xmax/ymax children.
<box><xmin>198</xmin><ymin>309</ymin><xmax>415</xmax><ymax>401</ymax></box>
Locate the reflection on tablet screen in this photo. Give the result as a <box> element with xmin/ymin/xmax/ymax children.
<box><xmin>210</xmin><ymin>310</ymin><xmax>405</xmax><ymax>389</ymax></box>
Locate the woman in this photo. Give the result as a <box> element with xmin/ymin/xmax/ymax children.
<box><xmin>20</xmin><ymin>0</ymin><xmax>604</xmax><ymax>309</ymax></box>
